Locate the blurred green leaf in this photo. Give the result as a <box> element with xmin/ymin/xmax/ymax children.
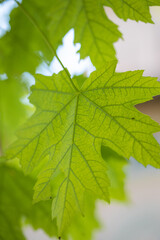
<box><xmin>66</xmin><ymin>193</ymin><xmax>99</xmax><ymax>240</ymax></box>
<box><xmin>73</xmin><ymin>74</ymin><xmax>87</xmax><ymax>88</ymax></box>
<box><xmin>0</xmin><ymin>0</ymin><xmax>52</xmax><ymax>76</ymax></box>
<box><xmin>102</xmin><ymin>146</ymin><xmax>127</xmax><ymax>201</ymax></box>
<box><xmin>0</xmin><ymin>0</ymin><xmax>121</xmax><ymax>77</ymax></box>
<box><xmin>0</xmin><ymin>163</ymin><xmax>57</xmax><ymax>240</ymax></box>
<box><xmin>0</xmin><ymin>77</ymin><xmax>31</xmax><ymax>153</ymax></box>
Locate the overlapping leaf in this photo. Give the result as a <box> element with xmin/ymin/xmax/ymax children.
<box><xmin>0</xmin><ymin>77</ymin><xmax>30</xmax><ymax>153</ymax></box>
<box><xmin>66</xmin><ymin>193</ymin><xmax>99</xmax><ymax>240</ymax></box>
<box><xmin>1</xmin><ymin>0</ymin><xmax>160</xmax><ymax>76</ymax></box>
<box><xmin>103</xmin><ymin>0</ymin><xmax>160</xmax><ymax>23</ymax></box>
<box><xmin>102</xmin><ymin>146</ymin><xmax>127</xmax><ymax>201</ymax></box>
<box><xmin>0</xmin><ymin>0</ymin><xmax>53</xmax><ymax>76</ymax></box>
<box><xmin>73</xmin><ymin>0</ymin><xmax>121</xmax><ymax>68</ymax></box>
<box><xmin>48</xmin><ymin>0</ymin><xmax>121</xmax><ymax>68</ymax></box>
<box><xmin>5</xmin><ymin>61</ymin><xmax>160</xmax><ymax>235</ymax></box>
<box><xmin>0</xmin><ymin>0</ymin><xmax>121</xmax><ymax>75</ymax></box>
<box><xmin>0</xmin><ymin>163</ymin><xmax>57</xmax><ymax>240</ymax></box>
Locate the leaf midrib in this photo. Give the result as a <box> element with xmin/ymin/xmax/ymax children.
<box><xmin>59</xmin><ymin>95</ymin><xmax>80</xmax><ymax>231</ymax></box>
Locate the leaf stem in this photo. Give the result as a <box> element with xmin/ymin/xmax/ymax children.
<box><xmin>14</xmin><ymin>0</ymin><xmax>78</xmax><ymax>91</ymax></box>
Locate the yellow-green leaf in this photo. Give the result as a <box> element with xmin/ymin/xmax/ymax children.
<box><xmin>5</xmin><ymin>61</ymin><xmax>160</xmax><ymax>234</ymax></box>
<box><xmin>103</xmin><ymin>0</ymin><xmax>160</xmax><ymax>23</ymax></box>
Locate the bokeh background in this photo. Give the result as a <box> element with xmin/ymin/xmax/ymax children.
<box><xmin>1</xmin><ymin>2</ymin><xmax>160</xmax><ymax>240</ymax></box>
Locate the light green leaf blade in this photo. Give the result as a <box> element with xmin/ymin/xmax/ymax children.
<box><xmin>81</xmin><ymin>61</ymin><xmax>160</xmax><ymax>167</ymax></box>
<box><xmin>5</xmin><ymin>70</ymin><xmax>109</xmax><ymax>234</ymax></box>
<box><xmin>68</xmin><ymin>146</ymin><xmax>127</xmax><ymax>239</ymax></box>
<box><xmin>5</xmin><ymin>62</ymin><xmax>160</xmax><ymax>234</ymax></box>
<box><xmin>0</xmin><ymin>0</ymin><xmax>121</xmax><ymax>74</ymax></box>
<box><xmin>47</xmin><ymin>0</ymin><xmax>79</xmax><ymax>48</ymax></box>
<box><xmin>42</xmin><ymin>0</ymin><xmax>122</xmax><ymax>68</ymax></box>
<box><xmin>103</xmin><ymin>0</ymin><xmax>160</xmax><ymax>23</ymax></box>
<box><xmin>74</xmin><ymin>0</ymin><xmax>121</xmax><ymax>68</ymax></box>
<box><xmin>2</xmin><ymin>0</ymin><xmax>159</xmax><ymax>79</ymax></box>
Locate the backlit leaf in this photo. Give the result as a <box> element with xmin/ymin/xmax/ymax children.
<box><xmin>5</xmin><ymin>61</ymin><xmax>160</xmax><ymax>234</ymax></box>
<box><xmin>103</xmin><ymin>0</ymin><xmax>160</xmax><ymax>23</ymax></box>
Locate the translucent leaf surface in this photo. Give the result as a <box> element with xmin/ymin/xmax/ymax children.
<box><xmin>5</xmin><ymin>61</ymin><xmax>160</xmax><ymax>234</ymax></box>
<box><xmin>103</xmin><ymin>0</ymin><xmax>160</xmax><ymax>23</ymax></box>
<box><xmin>0</xmin><ymin>0</ymin><xmax>121</xmax><ymax>76</ymax></box>
<box><xmin>1</xmin><ymin>0</ymin><xmax>159</xmax><ymax>75</ymax></box>
<box><xmin>74</xmin><ymin>0</ymin><xmax>121</xmax><ymax>68</ymax></box>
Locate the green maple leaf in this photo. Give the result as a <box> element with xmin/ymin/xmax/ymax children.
<box><xmin>5</xmin><ymin>61</ymin><xmax>160</xmax><ymax>234</ymax></box>
<box><xmin>1</xmin><ymin>0</ymin><xmax>160</xmax><ymax>79</ymax></box>
<box><xmin>73</xmin><ymin>0</ymin><xmax>121</xmax><ymax>68</ymax></box>
<box><xmin>0</xmin><ymin>0</ymin><xmax>121</xmax><ymax>76</ymax></box>
<box><xmin>103</xmin><ymin>0</ymin><xmax>160</xmax><ymax>23</ymax></box>
<box><xmin>48</xmin><ymin>0</ymin><xmax>121</xmax><ymax>67</ymax></box>
<box><xmin>2</xmin><ymin>0</ymin><xmax>159</xmax><ymax>75</ymax></box>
